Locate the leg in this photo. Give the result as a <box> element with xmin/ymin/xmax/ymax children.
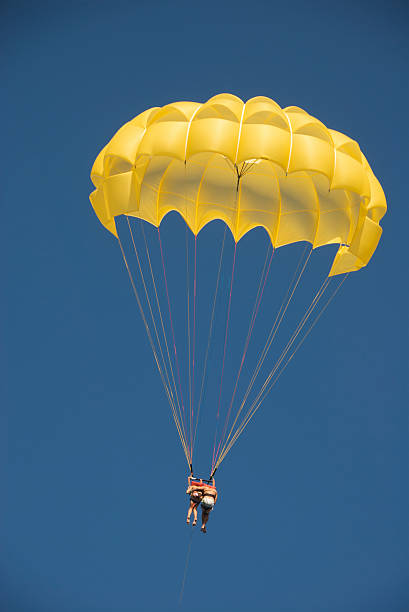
<box><xmin>186</xmin><ymin>500</ymin><xmax>195</xmax><ymax>523</ymax></box>
<box><xmin>192</xmin><ymin>504</ymin><xmax>198</xmax><ymax>525</ymax></box>
<box><xmin>201</xmin><ymin>509</ymin><xmax>210</xmax><ymax>533</ymax></box>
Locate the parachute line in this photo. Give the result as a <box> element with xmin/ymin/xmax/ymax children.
<box><xmin>216</xmin><ymin>242</ymin><xmax>275</xmax><ymax>461</ymax></box>
<box><xmin>223</xmin><ymin>277</ymin><xmax>331</xmax><ymax>455</ymax></box>
<box><xmin>212</xmin><ymin>245</ymin><xmax>312</xmax><ymax>468</ymax></box>
<box><xmin>250</xmin><ymin>274</ymin><xmax>349</xmax><ymax>411</ymax></box>
<box><xmin>217</xmin><ymin>273</ymin><xmax>329</xmax><ymax>466</ymax></box>
<box><xmin>192</xmin><ymin>226</ymin><xmax>227</xmax><ymax>456</ymax></box>
<box><xmin>158</xmin><ymin>227</ymin><xmax>190</xmax><ymax>460</ymax></box>
<box><xmin>179</xmin><ymin>528</ymin><xmax>194</xmax><ymax>606</ymax></box>
<box><xmin>211</xmin><ymin>241</ymin><xmax>237</xmax><ymax>472</ymax></box>
<box><xmin>138</xmin><ymin>220</ymin><xmax>188</xmax><ymax>454</ymax></box>
<box><xmin>118</xmin><ymin>234</ymin><xmax>191</xmax><ymax>467</ymax></box>
<box><xmin>185</xmin><ymin>220</ymin><xmax>192</xmax><ymax>458</ymax></box>
<box><xmin>127</xmin><ymin>219</ymin><xmax>187</xmax><ymax>443</ymax></box>
<box><xmin>191</xmin><ymin>235</ymin><xmax>198</xmax><ymax>455</ymax></box>
<box><xmin>215</xmin><ymin>273</ymin><xmax>348</xmax><ymax>468</ymax></box>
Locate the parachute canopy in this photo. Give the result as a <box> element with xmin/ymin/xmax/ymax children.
<box><xmin>89</xmin><ymin>95</ymin><xmax>387</xmax><ymax>476</ymax></box>
<box><xmin>90</xmin><ymin>93</ymin><xmax>386</xmax><ymax>276</ymax></box>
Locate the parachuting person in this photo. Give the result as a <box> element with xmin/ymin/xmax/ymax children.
<box><xmin>90</xmin><ymin>94</ymin><xmax>387</xmax><ymax>524</ymax></box>
<box><xmin>186</xmin><ymin>476</ymin><xmax>204</xmax><ymax>526</ymax></box>
<box><xmin>200</xmin><ymin>479</ymin><xmax>218</xmax><ymax>533</ymax></box>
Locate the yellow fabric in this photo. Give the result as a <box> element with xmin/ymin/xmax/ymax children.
<box><xmin>90</xmin><ymin>94</ymin><xmax>386</xmax><ymax>276</ymax></box>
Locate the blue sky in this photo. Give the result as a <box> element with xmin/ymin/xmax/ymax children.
<box><xmin>2</xmin><ymin>1</ymin><xmax>408</xmax><ymax>611</ymax></box>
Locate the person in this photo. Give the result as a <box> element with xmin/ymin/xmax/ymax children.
<box><xmin>186</xmin><ymin>477</ymin><xmax>204</xmax><ymax>526</ymax></box>
<box><xmin>200</xmin><ymin>479</ymin><xmax>218</xmax><ymax>533</ymax></box>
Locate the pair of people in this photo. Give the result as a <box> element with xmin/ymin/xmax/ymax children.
<box><xmin>186</xmin><ymin>477</ymin><xmax>218</xmax><ymax>533</ymax></box>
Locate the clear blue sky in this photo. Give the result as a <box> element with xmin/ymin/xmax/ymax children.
<box><xmin>2</xmin><ymin>1</ymin><xmax>408</xmax><ymax>611</ymax></box>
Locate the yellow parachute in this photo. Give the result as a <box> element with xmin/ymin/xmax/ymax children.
<box><xmin>90</xmin><ymin>94</ymin><xmax>386</xmax><ymax>476</ymax></box>
<box><xmin>90</xmin><ymin>93</ymin><xmax>386</xmax><ymax>276</ymax></box>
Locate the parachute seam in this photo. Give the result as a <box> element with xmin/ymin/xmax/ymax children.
<box><xmin>344</xmin><ymin>190</ymin><xmax>355</xmax><ymax>245</ymax></box>
<box><xmin>307</xmin><ymin>174</ymin><xmax>321</xmax><ymax>248</ymax></box>
<box><xmin>194</xmin><ymin>156</ymin><xmax>214</xmax><ymax>234</ymax></box>
<box><xmin>234</xmin><ymin>103</ymin><xmax>246</xmax><ymax>166</ymax></box>
<box><xmin>283</xmin><ymin>110</ymin><xmax>293</xmax><ymax>174</ymax></box>
<box><xmin>155</xmin><ymin>159</ymin><xmax>174</xmax><ymax>226</ymax></box>
<box><xmin>331</xmin><ymin>145</ymin><xmax>337</xmax><ymax>191</ymax></box>
<box><xmin>135</xmin><ymin>128</ymin><xmax>147</xmax><ymax>162</ymax></box>
<box><xmin>234</xmin><ymin>178</ymin><xmax>242</xmax><ymax>240</ymax></box>
<box><xmin>184</xmin><ymin>106</ymin><xmax>201</xmax><ymax>162</ymax></box>
<box><xmin>272</xmin><ymin>163</ymin><xmax>281</xmax><ymax>247</ymax></box>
